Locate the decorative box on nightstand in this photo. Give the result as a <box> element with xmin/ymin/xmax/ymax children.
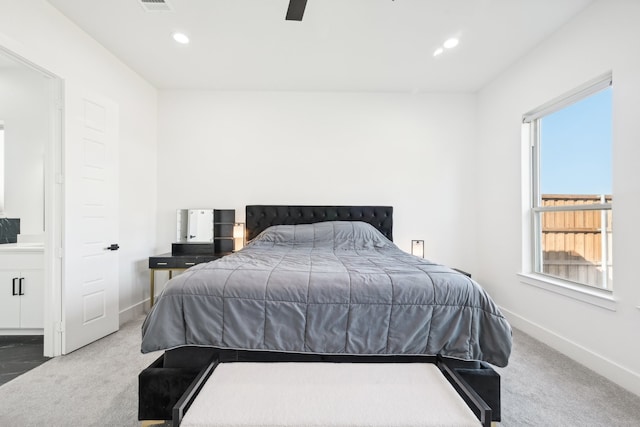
<box><xmin>213</xmin><ymin>209</ymin><xmax>235</xmax><ymax>253</ymax></box>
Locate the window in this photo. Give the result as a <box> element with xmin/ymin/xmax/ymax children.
<box><xmin>524</xmin><ymin>74</ymin><xmax>613</xmax><ymax>290</ymax></box>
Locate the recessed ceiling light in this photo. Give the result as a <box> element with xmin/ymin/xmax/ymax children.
<box><xmin>443</xmin><ymin>38</ymin><xmax>459</xmax><ymax>49</ymax></box>
<box><xmin>173</xmin><ymin>32</ymin><xmax>190</xmax><ymax>44</ymax></box>
<box><xmin>433</xmin><ymin>47</ymin><xmax>444</xmax><ymax>57</ymax></box>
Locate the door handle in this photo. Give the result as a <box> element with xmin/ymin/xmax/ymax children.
<box><xmin>12</xmin><ymin>277</ymin><xmax>18</xmax><ymax>296</ymax></box>
<box><xmin>19</xmin><ymin>277</ymin><xmax>24</xmax><ymax>296</ymax></box>
<box><xmin>105</xmin><ymin>243</ymin><xmax>120</xmax><ymax>251</ymax></box>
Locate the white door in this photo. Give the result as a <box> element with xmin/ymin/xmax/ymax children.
<box><xmin>62</xmin><ymin>89</ymin><xmax>119</xmax><ymax>354</ymax></box>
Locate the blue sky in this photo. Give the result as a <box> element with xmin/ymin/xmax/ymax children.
<box><xmin>540</xmin><ymin>87</ymin><xmax>612</xmax><ymax>195</ymax></box>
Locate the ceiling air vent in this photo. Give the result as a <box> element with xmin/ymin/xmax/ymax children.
<box><xmin>138</xmin><ymin>0</ymin><xmax>173</xmax><ymax>12</ymax></box>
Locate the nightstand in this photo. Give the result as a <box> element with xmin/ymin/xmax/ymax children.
<box><xmin>148</xmin><ymin>243</ymin><xmax>231</xmax><ymax>307</ymax></box>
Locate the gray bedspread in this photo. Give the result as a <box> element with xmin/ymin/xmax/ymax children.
<box><xmin>141</xmin><ymin>221</ymin><xmax>512</xmax><ymax>367</ymax></box>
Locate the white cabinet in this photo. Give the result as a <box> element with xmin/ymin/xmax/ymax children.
<box><xmin>0</xmin><ymin>249</ymin><xmax>44</xmax><ymax>330</ymax></box>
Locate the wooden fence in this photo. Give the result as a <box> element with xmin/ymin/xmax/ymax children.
<box><xmin>541</xmin><ymin>195</ymin><xmax>612</xmax><ymax>288</ymax></box>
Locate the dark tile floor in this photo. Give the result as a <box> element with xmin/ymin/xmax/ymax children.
<box><xmin>0</xmin><ymin>335</ymin><xmax>50</xmax><ymax>386</ymax></box>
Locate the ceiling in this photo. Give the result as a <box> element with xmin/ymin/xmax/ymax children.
<box><xmin>46</xmin><ymin>0</ymin><xmax>594</xmax><ymax>92</ymax></box>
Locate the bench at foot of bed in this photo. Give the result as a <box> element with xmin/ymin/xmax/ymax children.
<box><xmin>139</xmin><ymin>349</ymin><xmax>501</xmax><ymax>427</ymax></box>
<box><xmin>182</xmin><ymin>362</ymin><xmax>484</xmax><ymax>427</ymax></box>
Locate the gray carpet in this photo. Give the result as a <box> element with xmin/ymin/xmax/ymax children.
<box><xmin>495</xmin><ymin>330</ymin><xmax>640</xmax><ymax>426</ymax></box>
<box><xmin>0</xmin><ymin>316</ymin><xmax>639</xmax><ymax>427</ymax></box>
<box><xmin>0</xmin><ymin>317</ymin><xmax>161</xmax><ymax>427</ymax></box>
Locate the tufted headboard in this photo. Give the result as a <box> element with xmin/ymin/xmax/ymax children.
<box><xmin>245</xmin><ymin>205</ymin><xmax>393</xmax><ymax>242</ymax></box>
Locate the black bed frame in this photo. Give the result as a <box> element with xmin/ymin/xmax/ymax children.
<box><xmin>139</xmin><ymin>205</ymin><xmax>501</xmax><ymax>426</ymax></box>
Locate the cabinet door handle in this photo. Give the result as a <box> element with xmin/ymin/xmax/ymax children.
<box><xmin>12</xmin><ymin>277</ymin><xmax>18</xmax><ymax>296</ymax></box>
<box><xmin>19</xmin><ymin>277</ymin><xmax>25</xmax><ymax>295</ymax></box>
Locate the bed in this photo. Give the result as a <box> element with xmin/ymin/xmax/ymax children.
<box><xmin>139</xmin><ymin>205</ymin><xmax>511</xmax><ymax>425</ymax></box>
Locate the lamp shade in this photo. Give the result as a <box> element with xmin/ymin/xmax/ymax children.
<box><xmin>233</xmin><ymin>223</ymin><xmax>245</xmax><ymax>251</ymax></box>
<box><xmin>411</xmin><ymin>240</ymin><xmax>424</xmax><ymax>258</ymax></box>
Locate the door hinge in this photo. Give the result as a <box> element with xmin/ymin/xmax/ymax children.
<box><xmin>56</xmin><ymin>247</ymin><xmax>64</xmax><ymax>259</ymax></box>
<box><xmin>56</xmin><ymin>173</ymin><xmax>64</xmax><ymax>184</ymax></box>
<box><xmin>55</xmin><ymin>98</ymin><xmax>64</xmax><ymax>112</ymax></box>
<box><xmin>55</xmin><ymin>322</ymin><xmax>64</xmax><ymax>333</ymax></box>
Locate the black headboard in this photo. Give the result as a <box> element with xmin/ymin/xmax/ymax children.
<box><xmin>245</xmin><ymin>205</ymin><xmax>393</xmax><ymax>242</ymax></box>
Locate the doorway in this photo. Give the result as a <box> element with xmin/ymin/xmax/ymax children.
<box><xmin>0</xmin><ymin>46</ymin><xmax>63</xmax><ymax>358</ymax></box>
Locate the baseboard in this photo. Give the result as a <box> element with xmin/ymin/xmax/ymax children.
<box><xmin>500</xmin><ymin>306</ymin><xmax>640</xmax><ymax>397</ymax></box>
<box><xmin>119</xmin><ymin>298</ymin><xmax>149</xmax><ymax>326</ymax></box>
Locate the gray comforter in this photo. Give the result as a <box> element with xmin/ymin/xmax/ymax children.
<box><xmin>141</xmin><ymin>221</ymin><xmax>512</xmax><ymax>367</ymax></box>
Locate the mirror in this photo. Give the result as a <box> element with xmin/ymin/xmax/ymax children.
<box><xmin>0</xmin><ymin>121</ymin><xmax>4</xmax><ymax>214</ymax></box>
<box><xmin>176</xmin><ymin>209</ymin><xmax>214</xmax><ymax>242</ymax></box>
<box><xmin>0</xmin><ymin>53</ymin><xmax>47</xmax><ymax>238</ymax></box>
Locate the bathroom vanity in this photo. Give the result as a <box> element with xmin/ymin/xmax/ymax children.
<box><xmin>0</xmin><ymin>244</ymin><xmax>44</xmax><ymax>333</ymax></box>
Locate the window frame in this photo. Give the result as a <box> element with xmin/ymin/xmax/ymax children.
<box><xmin>523</xmin><ymin>73</ymin><xmax>613</xmax><ymax>291</ymax></box>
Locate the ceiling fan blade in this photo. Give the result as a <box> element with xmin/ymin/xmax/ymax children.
<box><xmin>286</xmin><ymin>0</ymin><xmax>307</xmax><ymax>21</ymax></box>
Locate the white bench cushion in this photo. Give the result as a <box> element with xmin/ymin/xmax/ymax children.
<box><xmin>181</xmin><ymin>362</ymin><xmax>480</xmax><ymax>427</ymax></box>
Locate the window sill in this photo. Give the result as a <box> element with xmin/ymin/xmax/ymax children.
<box><xmin>517</xmin><ymin>273</ymin><xmax>617</xmax><ymax>311</ymax></box>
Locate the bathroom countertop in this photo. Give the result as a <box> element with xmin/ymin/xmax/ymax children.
<box><xmin>0</xmin><ymin>243</ymin><xmax>44</xmax><ymax>253</ymax></box>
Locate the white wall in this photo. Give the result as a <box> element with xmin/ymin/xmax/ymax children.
<box><xmin>476</xmin><ymin>0</ymin><xmax>640</xmax><ymax>395</ymax></box>
<box><xmin>0</xmin><ymin>65</ymin><xmax>48</xmax><ymax>235</ymax></box>
<box><xmin>157</xmin><ymin>90</ymin><xmax>478</xmax><ymax>272</ymax></box>
<box><xmin>0</xmin><ymin>0</ymin><xmax>158</xmax><ymax>322</ymax></box>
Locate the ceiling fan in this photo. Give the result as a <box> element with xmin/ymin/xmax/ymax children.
<box><xmin>285</xmin><ymin>0</ymin><xmax>307</xmax><ymax>21</ymax></box>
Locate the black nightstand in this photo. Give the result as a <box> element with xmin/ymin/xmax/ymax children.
<box><xmin>148</xmin><ymin>243</ymin><xmax>231</xmax><ymax>307</ymax></box>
